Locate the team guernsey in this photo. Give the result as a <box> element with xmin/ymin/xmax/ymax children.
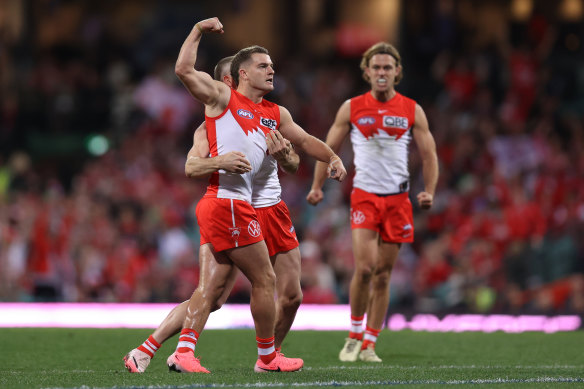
<box><xmin>350</xmin><ymin>91</ymin><xmax>416</xmax><ymax>194</ymax></box>
<box><xmin>348</xmin><ymin>91</ymin><xmax>416</xmax><ymax>243</ymax></box>
<box><xmin>197</xmin><ymin>89</ymin><xmax>297</xmax><ymax>253</ymax></box>
<box><xmin>205</xmin><ymin>89</ymin><xmax>281</xmax><ymax>206</ymax></box>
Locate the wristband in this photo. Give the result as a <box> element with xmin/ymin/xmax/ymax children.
<box><xmin>195</xmin><ymin>23</ymin><xmax>203</xmax><ymax>33</ymax></box>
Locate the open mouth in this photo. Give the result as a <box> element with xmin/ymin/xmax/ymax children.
<box><xmin>377</xmin><ymin>78</ymin><xmax>387</xmax><ymax>86</ymax></box>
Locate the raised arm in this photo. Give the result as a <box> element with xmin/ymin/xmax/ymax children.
<box><xmin>175</xmin><ymin>17</ymin><xmax>230</xmax><ymax>114</ymax></box>
<box><xmin>278</xmin><ymin>106</ymin><xmax>347</xmax><ymax>182</ymax></box>
<box><xmin>185</xmin><ymin>123</ymin><xmax>251</xmax><ymax>179</ymax></box>
<box><xmin>306</xmin><ymin>100</ymin><xmax>351</xmax><ymax>205</ymax></box>
<box><xmin>412</xmin><ymin>103</ymin><xmax>438</xmax><ymax>209</ymax></box>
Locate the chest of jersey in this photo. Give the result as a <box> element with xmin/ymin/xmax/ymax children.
<box><xmin>350</xmin><ymin>93</ymin><xmax>415</xmax><ymax>141</ymax></box>
<box><xmin>229</xmin><ymin>101</ymin><xmax>278</xmax><ymax>138</ymax></box>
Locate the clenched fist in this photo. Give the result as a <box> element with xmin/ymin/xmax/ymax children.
<box><xmin>195</xmin><ymin>17</ymin><xmax>224</xmax><ymax>34</ymax></box>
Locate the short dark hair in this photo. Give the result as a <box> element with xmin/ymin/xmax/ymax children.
<box><xmin>213</xmin><ymin>56</ymin><xmax>235</xmax><ymax>81</ymax></box>
<box><xmin>230</xmin><ymin>45</ymin><xmax>269</xmax><ymax>87</ymax></box>
<box><xmin>360</xmin><ymin>42</ymin><xmax>403</xmax><ymax>85</ymax></box>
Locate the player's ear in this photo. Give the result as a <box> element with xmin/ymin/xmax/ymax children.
<box><xmin>363</xmin><ymin>67</ymin><xmax>372</xmax><ymax>83</ymax></box>
<box><xmin>224</xmin><ymin>75</ymin><xmax>233</xmax><ymax>88</ymax></box>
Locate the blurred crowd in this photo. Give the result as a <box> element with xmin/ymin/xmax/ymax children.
<box><xmin>1</xmin><ymin>2</ymin><xmax>583</xmax><ymax>318</ymax></box>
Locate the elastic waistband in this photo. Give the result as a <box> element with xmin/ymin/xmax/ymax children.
<box><xmin>372</xmin><ymin>181</ymin><xmax>409</xmax><ymax>197</ymax></box>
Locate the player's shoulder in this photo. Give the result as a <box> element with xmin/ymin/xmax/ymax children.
<box><xmin>395</xmin><ymin>91</ymin><xmax>417</xmax><ymax>106</ymax></box>
<box><xmin>261</xmin><ymin>97</ymin><xmax>279</xmax><ymax>109</ymax></box>
<box><xmin>349</xmin><ymin>91</ymin><xmax>370</xmax><ymax>104</ymax></box>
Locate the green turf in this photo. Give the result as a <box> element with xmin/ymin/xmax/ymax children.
<box><xmin>1</xmin><ymin>328</ymin><xmax>583</xmax><ymax>388</ymax></box>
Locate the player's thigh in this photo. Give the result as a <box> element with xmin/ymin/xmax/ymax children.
<box><xmin>198</xmin><ymin>243</ymin><xmax>236</xmax><ymax>292</ymax></box>
<box><xmin>272</xmin><ymin>247</ymin><xmax>301</xmax><ymax>297</ymax></box>
<box><xmin>225</xmin><ymin>240</ymin><xmax>275</xmax><ymax>286</ymax></box>
<box><xmin>352</xmin><ymin>228</ymin><xmax>379</xmax><ymax>271</ymax></box>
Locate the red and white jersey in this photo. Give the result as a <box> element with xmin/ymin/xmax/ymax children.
<box><xmin>251</xmin><ymin>153</ymin><xmax>281</xmax><ymax>208</ymax></box>
<box><xmin>205</xmin><ymin>89</ymin><xmax>282</xmax><ymax>206</ymax></box>
<box><xmin>349</xmin><ymin>91</ymin><xmax>416</xmax><ymax>194</ymax></box>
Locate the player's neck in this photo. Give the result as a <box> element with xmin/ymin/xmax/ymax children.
<box><xmin>237</xmin><ymin>84</ymin><xmax>265</xmax><ymax>104</ymax></box>
<box><xmin>370</xmin><ymin>88</ymin><xmax>396</xmax><ymax>103</ymax></box>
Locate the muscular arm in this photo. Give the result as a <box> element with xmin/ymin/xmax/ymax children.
<box><xmin>174</xmin><ymin>17</ymin><xmax>230</xmax><ymax>115</ymax></box>
<box><xmin>185</xmin><ymin>123</ymin><xmax>251</xmax><ymax>178</ymax></box>
<box><xmin>306</xmin><ymin>100</ymin><xmax>351</xmax><ymax>205</ymax></box>
<box><xmin>278</xmin><ymin>106</ymin><xmax>347</xmax><ymax>181</ymax></box>
<box><xmin>412</xmin><ymin>103</ymin><xmax>439</xmax><ymax>209</ymax></box>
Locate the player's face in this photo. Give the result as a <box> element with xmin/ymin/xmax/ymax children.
<box><xmin>365</xmin><ymin>54</ymin><xmax>400</xmax><ymax>92</ymax></box>
<box><xmin>241</xmin><ymin>53</ymin><xmax>275</xmax><ymax>92</ymax></box>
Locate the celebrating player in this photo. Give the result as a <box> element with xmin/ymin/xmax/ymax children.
<box><xmin>124</xmin><ymin>56</ymin><xmax>304</xmax><ymax>374</ymax></box>
<box><xmin>147</xmin><ymin>17</ymin><xmax>345</xmax><ymax>373</ymax></box>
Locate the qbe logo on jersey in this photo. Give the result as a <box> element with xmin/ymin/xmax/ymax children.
<box><xmin>383</xmin><ymin>116</ymin><xmax>409</xmax><ymax>129</ymax></box>
<box><xmin>248</xmin><ymin>220</ymin><xmax>262</xmax><ymax>237</ymax></box>
<box><xmin>260</xmin><ymin>117</ymin><xmax>277</xmax><ymax>130</ymax></box>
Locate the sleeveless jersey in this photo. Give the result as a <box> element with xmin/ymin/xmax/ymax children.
<box><xmin>205</xmin><ymin>89</ymin><xmax>281</xmax><ymax>206</ymax></box>
<box><xmin>349</xmin><ymin>91</ymin><xmax>416</xmax><ymax>194</ymax></box>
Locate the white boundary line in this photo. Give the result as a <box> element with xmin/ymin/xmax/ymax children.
<box><xmin>42</xmin><ymin>376</ymin><xmax>584</xmax><ymax>389</ymax></box>
<box><xmin>305</xmin><ymin>364</ymin><xmax>584</xmax><ymax>370</ymax></box>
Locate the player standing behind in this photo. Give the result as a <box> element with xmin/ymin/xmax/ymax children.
<box><xmin>169</xmin><ymin>17</ymin><xmax>346</xmax><ymax>373</ymax></box>
<box><xmin>307</xmin><ymin>42</ymin><xmax>438</xmax><ymax>362</ymax></box>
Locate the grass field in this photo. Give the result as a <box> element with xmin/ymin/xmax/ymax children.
<box><xmin>1</xmin><ymin>328</ymin><xmax>583</xmax><ymax>388</ymax></box>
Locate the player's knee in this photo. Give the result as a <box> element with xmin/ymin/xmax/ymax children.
<box><xmin>211</xmin><ymin>295</ymin><xmax>227</xmax><ymax>312</ymax></box>
<box><xmin>253</xmin><ymin>269</ymin><xmax>276</xmax><ymax>290</ymax></box>
<box><xmin>355</xmin><ymin>265</ymin><xmax>375</xmax><ymax>282</ymax></box>
<box><xmin>372</xmin><ymin>271</ymin><xmax>391</xmax><ymax>289</ymax></box>
<box><xmin>281</xmin><ymin>289</ymin><xmax>303</xmax><ymax>311</ymax></box>
<box><xmin>200</xmin><ymin>285</ymin><xmax>225</xmax><ymax>309</ymax></box>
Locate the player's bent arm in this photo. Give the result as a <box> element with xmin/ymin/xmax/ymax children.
<box><xmin>412</xmin><ymin>104</ymin><xmax>439</xmax><ymax>198</ymax></box>
<box><xmin>185</xmin><ymin>124</ymin><xmax>215</xmax><ymax>178</ymax></box>
<box><xmin>310</xmin><ymin>100</ymin><xmax>351</xmax><ymax>191</ymax></box>
<box><xmin>278</xmin><ymin>106</ymin><xmax>346</xmax><ymax>181</ymax></box>
<box><xmin>266</xmin><ymin>130</ymin><xmax>300</xmax><ymax>174</ymax></box>
<box><xmin>279</xmin><ymin>145</ymin><xmax>300</xmax><ymax>174</ymax></box>
<box><xmin>175</xmin><ymin>18</ymin><xmax>230</xmax><ymax>111</ymax></box>
<box><xmin>185</xmin><ymin>123</ymin><xmax>252</xmax><ymax>178</ymax></box>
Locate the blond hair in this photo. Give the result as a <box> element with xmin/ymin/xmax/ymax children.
<box><xmin>360</xmin><ymin>42</ymin><xmax>403</xmax><ymax>85</ymax></box>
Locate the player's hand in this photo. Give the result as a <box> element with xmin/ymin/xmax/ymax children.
<box><xmin>306</xmin><ymin>188</ymin><xmax>324</xmax><ymax>206</ymax></box>
<box><xmin>219</xmin><ymin>151</ymin><xmax>251</xmax><ymax>174</ymax></box>
<box><xmin>417</xmin><ymin>191</ymin><xmax>433</xmax><ymax>210</ymax></box>
<box><xmin>196</xmin><ymin>17</ymin><xmax>224</xmax><ymax>34</ymax></box>
<box><xmin>327</xmin><ymin>155</ymin><xmax>347</xmax><ymax>182</ymax></box>
<box><xmin>265</xmin><ymin>130</ymin><xmax>290</xmax><ymax>161</ymax></box>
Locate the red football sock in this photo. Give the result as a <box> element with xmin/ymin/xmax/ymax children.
<box><xmin>257</xmin><ymin>336</ymin><xmax>276</xmax><ymax>364</ymax></box>
<box><xmin>176</xmin><ymin>328</ymin><xmax>199</xmax><ymax>354</ymax></box>
<box><xmin>361</xmin><ymin>325</ymin><xmax>381</xmax><ymax>350</ymax></box>
<box><xmin>137</xmin><ymin>335</ymin><xmax>161</xmax><ymax>358</ymax></box>
<box><xmin>349</xmin><ymin>314</ymin><xmax>364</xmax><ymax>340</ymax></box>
